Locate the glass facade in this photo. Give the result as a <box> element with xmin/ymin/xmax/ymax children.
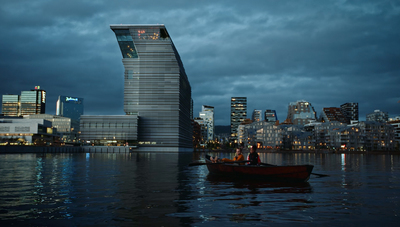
<box><xmin>110</xmin><ymin>24</ymin><xmax>192</xmax><ymax>150</ymax></box>
<box><xmin>80</xmin><ymin>115</ymin><xmax>138</xmax><ymax>146</ymax></box>
<box><xmin>114</xmin><ymin>29</ymin><xmax>138</xmax><ymax>58</ymax></box>
<box><xmin>20</xmin><ymin>90</ymin><xmax>46</xmax><ymax>116</ymax></box>
<box><xmin>230</xmin><ymin>97</ymin><xmax>247</xmax><ymax>142</ymax></box>
<box><xmin>56</xmin><ymin>96</ymin><xmax>84</xmax><ymax>121</ymax></box>
<box><xmin>1</xmin><ymin>87</ymin><xmax>46</xmax><ymax>117</ymax></box>
<box><xmin>2</xmin><ymin>95</ymin><xmax>19</xmax><ymax>116</ymax></box>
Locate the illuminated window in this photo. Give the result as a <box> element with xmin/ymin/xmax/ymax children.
<box><xmin>114</xmin><ymin>29</ymin><xmax>138</xmax><ymax>58</ymax></box>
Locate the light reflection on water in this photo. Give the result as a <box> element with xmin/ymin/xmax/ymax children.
<box><xmin>0</xmin><ymin>152</ymin><xmax>399</xmax><ymax>226</ymax></box>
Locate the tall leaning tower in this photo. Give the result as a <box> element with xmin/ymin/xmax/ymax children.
<box><xmin>110</xmin><ymin>24</ymin><xmax>192</xmax><ymax>151</ymax></box>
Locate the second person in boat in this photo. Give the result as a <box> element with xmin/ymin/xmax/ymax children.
<box><xmin>247</xmin><ymin>145</ymin><xmax>261</xmax><ymax>165</ymax></box>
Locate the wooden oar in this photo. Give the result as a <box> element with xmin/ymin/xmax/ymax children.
<box><xmin>260</xmin><ymin>162</ymin><xmax>329</xmax><ymax>177</ymax></box>
<box><xmin>188</xmin><ymin>160</ymin><xmax>248</xmax><ymax>166</ymax></box>
<box><xmin>310</xmin><ymin>173</ymin><xmax>329</xmax><ymax>177</ymax></box>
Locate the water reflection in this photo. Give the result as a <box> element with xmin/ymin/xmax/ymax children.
<box><xmin>0</xmin><ymin>152</ymin><xmax>399</xmax><ymax>226</ymax></box>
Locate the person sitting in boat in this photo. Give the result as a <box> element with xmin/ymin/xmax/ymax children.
<box><xmin>220</xmin><ymin>148</ymin><xmax>245</xmax><ymax>165</ymax></box>
<box><xmin>247</xmin><ymin>145</ymin><xmax>261</xmax><ymax>165</ymax></box>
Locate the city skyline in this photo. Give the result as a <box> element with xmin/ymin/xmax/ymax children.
<box><xmin>1</xmin><ymin>0</ymin><xmax>399</xmax><ymax>125</ymax></box>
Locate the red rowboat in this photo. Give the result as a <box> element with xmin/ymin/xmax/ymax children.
<box><xmin>205</xmin><ymin>155</ymin><xmax>314</xmax><ymax>182</ymax></box>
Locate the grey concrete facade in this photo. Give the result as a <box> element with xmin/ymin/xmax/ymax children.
<box><xmin>110</xmin><ymin>25</ymin><xmax>192</xmax><ymax>151</ymax></box>
<box><xmin>80</xmin><ymin>115</ymin><xmax>138</xmax><ymax>146</ymax></box>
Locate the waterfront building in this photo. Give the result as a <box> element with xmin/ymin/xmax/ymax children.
<box><xmin>238</xmin><ymin>118</ymin><xmax>395</xmax><ymax>151</ymax></box>
<box><xmin>320</xmin><ymin>107</ymin><xmax>347</xmax><ymax>123</ymax></box>
<box><xmin>80</xmin><ymin>115</ymin><xmax>138</xmax><ymax>147</ymax></box>
<box><xmin>25</xmin><ymin>114</ymin><xmax>78</xmax><ymax>144</ymax></box>
<box><xmin>193</xmin><ymin>117</ymin><xmax>207</xmax><ymax>146</ymax></box>
<box><xmin>2</xmin><ymin>95</ymin><xmax>19</xmax><ymax>117</ymax></box>
<box><xmin>366</xmin><ymin>110</ymin><xmax>389</xmax><ymax>122</ymax></box>
<box><xmin>340</xmin><ymin>102</ymin><xmax>359</xmax><ymax>123</ymax></box>
<box><xmin>264</xmin><ymin>109</ymin><xmax>277</xmax><ymax>122</ymax></box>
<box><xmin>388</xmin><ymin>116</ymin><xmax>400</xmax><ymax>150</ymax></box>
<box><xmin>240</xmin><ymin>121</ymin><xmax>268</xmax><ymax>148</ymax></box>
<box><xmin>252</xmin><ymin>109</ymin><xmax>262</xmax><ymax>122</ymax></box>
<box><xmin>358</xmin><ymin>121</ymin><xmax>394</xmax><ymax>151</ymax></box>
<box><xmin>230</xmin><ymin>97</ymin><xmax>247</xmax><ymax>143</ymax></box>
<box><xmin>198</xmin><ymin>105</ymin><xmax>214</xmax><ymax>142</ymax></box>
<box><xmin>286</xmin><ymin>100</ymin><xmax>316</xmax><ymax>125</ymax></box>
<box><xmin>0</xmin><ymin>118</ymin><xmax>58</xmax><ymax>145</ymax></box>
<box><xmin>261</xmin><ymin>121</ymin><xmax>280</xmax><ymax>149</ymax></box>
<box><xmin>1</xmin><ymin>86</ymin><xmax>46</xmax><ymax>117</ymax></box>
<box><xmin>191</xmin><ymin>119</ymin><xmax>201</xmax><ymax>149</ymax></box>
<box><xmin>327</xmin><ymin>125</ymin><xmax>362</xmax><ymax>151</ymax></box>
<box><xmin>109</xmin><ymin>24</ymin><xmax>192</xmax><ymax>152</ymax></box>
<box><xmin>20</xmin><ymin>86</ymin><xmax>46</xmax><ymax>116</ymax></box>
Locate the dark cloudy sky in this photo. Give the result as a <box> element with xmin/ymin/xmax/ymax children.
<box><xmin>1</xmin><ymin>0</ymin><xmax>399</xmax><ymax>125</ymax></box>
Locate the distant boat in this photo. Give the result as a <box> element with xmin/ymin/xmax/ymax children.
<box><xmin>205</xmin><ymin>155</ymin><xmax>314</xmax><ymax>182</ymax></box>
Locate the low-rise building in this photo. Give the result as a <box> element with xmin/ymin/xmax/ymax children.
<box><xmin>24</xmin><ymin>114</ymin><xmax>78</xmax><ymax>144</ymax></box>
<box><xmin>0</xmin><ymin>118</ymin><xmax>59</xmax><ymax>145</ymax></box>
<box><xmin>80</xmin><ymin>115</ymin><xmax>138</xmax><ymax>147</ymax></box>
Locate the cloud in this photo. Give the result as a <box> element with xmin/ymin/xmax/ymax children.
<box><xmin>1</xmin><ymin>0</ymin><xmax>399</xmax><ymax>125</ymax></box>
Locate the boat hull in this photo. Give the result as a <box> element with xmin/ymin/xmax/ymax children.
<box><xmin>205</xmin><ymin>158</ymin><xmax>313</xmax><ymax>182</ymax></box>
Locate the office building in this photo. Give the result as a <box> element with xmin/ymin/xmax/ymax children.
<box><xmin>1</xmin><ymin>86</ymin><xmax>46</xmax><ymax>117</ymax></box>
<box><xmin>340</xmin><ymin>102</ymin><xmax>359</xmax><ymax>123</ymax></box>
<box><xmin>264</xmin><ymin>109</ymin><xmax>277</xmax><ymax>122</ymax></box>
<box><xmin>2</xmin><ymin>95</ymin><xmax>19</xmax><ymax>117</ymax></box>
<box><xmin>56</xmin><ymin>96</ymin><xmax>84</xmax><ymax>121</ymax></box>
<box><xmin>230</xmin><ymin>97</ymin><xmax>247</xmax><ymax>142</ymax></box>
<box><xmin>110</xmin><ymin>24</ymin><xmax>192</xmax><ymax>151</ymax></box>
<box><xmin>366</xmin><ymin>110</ymin><xmax>389</xmax><ymax>122</ymax></box>
<box><xmin>56</xmin><ymin>96</ymin><xmax>84</xmax><ymax>134</ymax></box>
<box><xmin>252</xmin><ymin>109</ymin><xmax>262</xmax><ymax>122</ymax></box>
<box><xmin>199</xmin><ymin>105</ymin><xmax>214</xmax><ymax>142</ymax></box>
<box><xmin>286</xmin><ymin>100</ymin><xmax>316</xmax><ymax>125</ymax></box>
<box><xmin>20</xmin><ymin>86</ymin><xmax>46</xmax><ymax>116</ymax></box>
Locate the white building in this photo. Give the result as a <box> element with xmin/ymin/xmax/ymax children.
<box><xmin>198</xmin><ymin>105</ymin><xmax>214</xmax><ymax>142</ymax></box>
<box><xmin>287</xmin><ymin>100</ymin><xmax>317</xmax><ymax>125</ymax></box>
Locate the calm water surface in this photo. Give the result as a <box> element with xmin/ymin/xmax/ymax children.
<box><xmin>0</xmin><ymin>152</ymin><xmax>399</xmax><ymax>226</ymax></box>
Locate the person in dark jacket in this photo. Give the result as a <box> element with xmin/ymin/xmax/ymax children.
<box><xmin>247</xmin><ymin>145</ymin><xmax>261</xmax><ymax>165</ymax></box>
